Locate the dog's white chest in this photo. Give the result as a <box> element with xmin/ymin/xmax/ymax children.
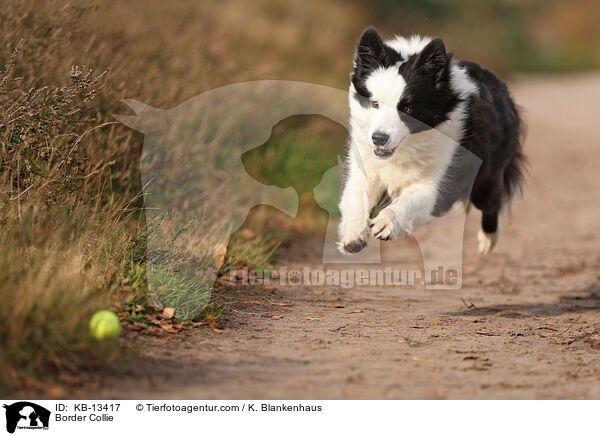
<box><xmin>363</xmin><ymin>149</ymin><xmax>435</xmax><ymax>198</ymax></box>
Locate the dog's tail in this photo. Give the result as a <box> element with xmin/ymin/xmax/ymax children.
<box><xmin>501</xmin><ymin>106</ymin><xmax>527</xmax><ymax>213</ymax></box>
<box><xmin>502</xmin><ymin>150</ymin><xmax>525</xmax><ymax>209</ymax></box>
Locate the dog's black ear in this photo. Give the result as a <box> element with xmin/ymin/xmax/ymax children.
<box><xmin>352</xmin><ymin>27</ymin><xmax>398</xmax><ymax>95</ymax></box>
<box><xmin>355</xmin><ymin>27</ymin><xmax>385</xmax><ymax>72</ymax></box>
<box><xmin>416</xmin><ymin>38</ymin><xmax>450</xmax><ymax>79</ymax></box>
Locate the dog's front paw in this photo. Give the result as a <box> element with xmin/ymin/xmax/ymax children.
<box><xmin>338</xmin><ymin>220</ymin><xmax>368</xmax><ymax>254</ymax></box>
<box><xmin>370</xmin><ymin>208</ymin><xmax>401</xmax><ymax>241</ymax></box>
<box><xmin>339</xmin><ymin>238</ymin><xmax>367</xmax><ymax>254</ymax></box>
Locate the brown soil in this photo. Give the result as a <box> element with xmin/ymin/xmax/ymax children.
<box><xmin>98</xmin><ymin>75</ymin><xmax>600</xmax><ymax>399</ymax></box>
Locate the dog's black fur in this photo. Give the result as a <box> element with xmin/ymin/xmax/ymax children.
<box><xmin>458</xmin><ymin>60</ymin><xmax>525</xmax><ymax>233</ymax></box>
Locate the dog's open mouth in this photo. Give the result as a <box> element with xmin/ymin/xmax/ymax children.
<box><xmin>373</xmin><ymin>146</ymin><xmax>396</xmax><ymax>158</ymax></box>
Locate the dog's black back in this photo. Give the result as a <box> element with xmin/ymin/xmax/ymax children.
<box><xmin>458</xmin><ymin>60</ymin><xmax>525</xmax><ymax>234</ymax></box>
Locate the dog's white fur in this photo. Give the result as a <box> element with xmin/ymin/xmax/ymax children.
<box><xmin>339</xmin><ymin>35</ymin><xmax>480</xmax><ymax>252</ymax></box>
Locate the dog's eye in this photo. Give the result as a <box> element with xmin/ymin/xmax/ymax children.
<box><xmin>372</xmin><ymin>101</ymin><xmax>379</xmax><ymax>109</ymax></box>
<box><xmin>401</xmin><ymin>105</ymin><xmax>414</xmax><ymax>115</ymax></box>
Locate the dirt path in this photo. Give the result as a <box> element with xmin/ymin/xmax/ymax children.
<box><xmin>100</xmin><ymin>75</ymin><xmax>600</xmax><ymax>399</ymax></box>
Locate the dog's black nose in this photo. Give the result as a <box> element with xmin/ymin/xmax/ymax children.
<box><xmin>371</xmin><ymin>131</ymin><xmax>389</xmax><ymax>146</ymax></box>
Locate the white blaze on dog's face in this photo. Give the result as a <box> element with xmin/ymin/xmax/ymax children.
<box><xmin>349</xmin><ymin>27</ymin><xmax>460</xmax><ymax>159</ymax></box>
<box><xmin>363</xmin><ymin>68</ymin><xmax>409</xmax><ymax>157</ymax></box>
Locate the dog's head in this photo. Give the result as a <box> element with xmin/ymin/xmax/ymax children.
<box><xmin>350</xmin><ymin>27</ymin><xmax>460</xmax><ymax>159</ymax></box>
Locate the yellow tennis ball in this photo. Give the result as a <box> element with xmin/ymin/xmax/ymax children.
<box><xmin>89</xmin><ymin>310</ymin><xmax>121</xmax><ymax>340</ymax></box>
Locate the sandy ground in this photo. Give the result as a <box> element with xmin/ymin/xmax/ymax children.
<box><xmin>98</xmin><ymin>74</ymin><xmax>600</xmax><ymax>399</ymax></box>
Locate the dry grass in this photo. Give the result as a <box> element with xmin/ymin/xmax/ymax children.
<box><xmin>0</xmin><ymin>198</ymin><xmax>137</xmax><ymax>391</ymax></box>
<box><xmin>0</xmin><ymin>2</ymin><xmax>137</xmax><ymax>393</ymax></box>
<box><xmin>0</xmin><ymin>29</ymin><xmax>142</xmax><ymax>392</ymax></box>
<box><xmin>0</xmin><ymin>0</ymin><xmax>363</xmax><ymax>394</ymax></box>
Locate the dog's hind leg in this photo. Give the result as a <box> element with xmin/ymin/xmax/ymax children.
<box><xmin>476</xmin><ymin>154</ymin><xmax>524</xmax><ymax>255</ymax></box>
<box><xmin>471</xmin><ymin>175</ymin><xmax>504</xmax><ymax>255</ymax></box>
<box><xmin>477</xmin><ymin>210</ymin><xmax>500</xmax><ymax>255</ymax></box>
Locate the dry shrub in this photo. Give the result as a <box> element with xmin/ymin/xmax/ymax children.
<box><xmin>0</xmin><ymin>47</ymin><xmax>107</xmax><ymax>205</ymax></box>
<box><xmin>0</xmin><ymin>0</ymin><xmax>363</xmax><ymax>393</ymax></box>
<box><xmin>0</xmin><ymin>4</ymin><xmax>138</xmax><ymax>393</ymax></box>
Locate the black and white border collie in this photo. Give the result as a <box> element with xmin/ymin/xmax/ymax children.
<box><xmin>339</xmin><ymin>27</ymin><xmax>525</xmax><ymax>256</ymax></box>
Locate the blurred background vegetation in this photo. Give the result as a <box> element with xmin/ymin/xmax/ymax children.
<box><xmin>1</xmin><ymin>0</ymin><xmax>598</xmax><ymax>395</ymax></box>
<box><xmin>367</xmin><ymin>0</ymin><xmax>600</xmax><ymax>73</ymax></box>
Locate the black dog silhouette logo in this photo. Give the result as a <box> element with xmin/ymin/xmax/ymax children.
<box><xmin>3</xmin><ymin>402</ymin><xmax>50</xmax><ymax>434</ymax></box>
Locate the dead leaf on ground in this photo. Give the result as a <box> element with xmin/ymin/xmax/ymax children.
<box><xmin>238</xmin><ymin>228</ymin><xmax>255</xmax><ymax>240</ymax></box>
<box><xmin>244</xmin><ymin>300</ymin><xmax>268</xmax><ymax>306</ymax></box>
<box><xmin>162</xmin><ymin>307</ymin><xmax>176</xmax><ymax>319</ymax></box>
<box><xmin>213</xmin><ymin>243</ymin><xmax>227</xmax><ymax>255</ymax></box>
<box><xmin>412</xmin><ymin>356</ymin><xmax>434</xmax><ymax>364</ymax></box>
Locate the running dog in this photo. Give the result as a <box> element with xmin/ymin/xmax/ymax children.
<box><xmin>339</xmin><ymin>27</ymin><xmax>525</xmax><ymax>255</ymax></box>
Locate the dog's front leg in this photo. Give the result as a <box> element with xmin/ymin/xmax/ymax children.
<box><xmin>370</xmin><ymin>182</ymin><xmax>437</xmax><ymax>240</ymax></box>
<box><xmin>338</xmin><ymin>157</ymin><xmax>380</xmax><ymax>254</ymax></box>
